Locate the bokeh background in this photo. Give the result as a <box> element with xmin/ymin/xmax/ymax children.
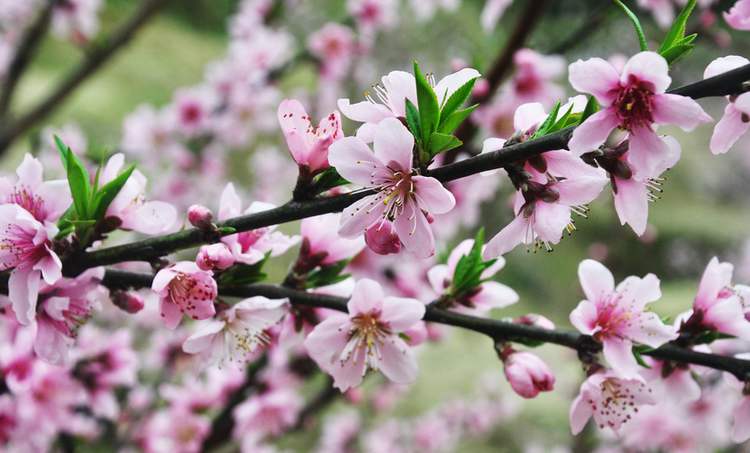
<box><xmin>5</xmin><ymin>0</ymin><xmax>750</xmax><ymax>451</ymax></box>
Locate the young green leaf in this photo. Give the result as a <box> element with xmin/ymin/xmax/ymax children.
<box><xmin>413</xmin><ymin>61</ymin><xmax>440</xmax><ymax>146</ymax></box>
<box><xmin>429</xmin><ymin>132</ymin><xmax>462</xmax><ymax>156</ymax></box>
<box><xmin>55</xmin><ymin>136</ymin><xmax>92</xmax><ymax>220</ymax></box>
<box><xmin>658</xmin><ymin>0</ymin><xmax>696</xmax><ymax>54</ymax></box>
<box><xmin>532</xmin><ymin>101</ymin><xmax>561</xmax><ymax>139</ymax></box>
<box><xmin>438</xmin><ymin>105</ymin><xmax>477</xmax><ymax>134</ymax></box>
<box><xmin>580</xmin><ymin>95</ymin><xmax>600</xmax><ymax>123</ymax></box>
<box><xmin>91</xmin><ymin>164</ymin><xmax>135</xmax><ymax>221</ymax></box>
<box><xmin>438</xmin><ymin>77</ymin><xmax>478</xmax><ymax>125</ymax></box>
<box><xmin>404</xmin><ymin>98</ymin><xmax>423</xmax><ymax>144</ymax></box>
<box><xmin>659</xmin><ymin>34</ymin><xmax>697</xmax><ymax>64</ymax></box>
<box><xmin>614</xmin><ymin>0</ymin><xmax>649</xmax><ymax>51</ymax></box>
<box><xmin>305</xmin><ymin>260</ymin><xmax>350</xmax><ymax>289</ymax></box>
<box><xmin>311</xmin><ymin>167</ymin><xmax>350</xmax><ymax>194</ymax></box>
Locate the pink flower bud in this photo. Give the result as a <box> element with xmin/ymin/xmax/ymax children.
<box><xmin>472</xmin><ymin>78</ymin><xmax>490</xmax><ymax>98</ymax></box>
<box><xmin>196</xmin><ymin>243</ymin><xmax>235</xmax><ymax>271</ymax></box>
<box><xmin>365</xmin><ymin>220</ymin><xmax>401</xmax><ymax>255</ymax></box>
<box><xmin>187</xmin><ymin>204</ymin><xmax>213</xmax><ymax>229</ymax></box>
<box><xmin>503</xmin><ymin>351</ymin><xmax>555</xmax><ymax>399</ymax></box>
<box><xmin>112</xmin><ymin>291</ymin><xmax>145</xmax><ymax>314</ymax></box>
<box><xmin>514</xmin><ymin>313</ymin><xmax>555</xmax><ymax>330</ymax></box>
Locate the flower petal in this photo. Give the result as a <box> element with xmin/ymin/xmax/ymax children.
<box><xmin>652</xmin><ymin>93</ymin><xmax>712</xmax><ymax>131</ymax></box>
<box><xmin>621</xmin><ymin>51</ymin><xmax>671</xmax><ymax>93</ymax></box>
<box><xmin>373</xmin><ymin>118</ymin><xmax>414</xmax><ymax>173</ymax></box>
<box><xmin>568</xmin><ymin>58</ymin><xmax>621</xmax><ymax>105</ymax></box>
<box><xmin>567</xmin><ymin>109</ymin><xmax>619</xmax><ymax>156</ymax></box>
<box><xmin>578</xmin><ymin>259</ymin><xmax>615</xmax><ymax>302</ymax></box>
<box><xmin>412</xmin><ymin>176</ymin><xmax>455</xmax><ymax>215</ymax></box>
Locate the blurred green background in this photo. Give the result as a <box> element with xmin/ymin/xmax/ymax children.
<box><xmin>7</xmin><ymin>0</ymin><xmax>750</xmax><ymax>451</ymax></box>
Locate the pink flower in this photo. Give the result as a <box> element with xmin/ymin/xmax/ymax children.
<box><xmin>0</xmin><ymin>204</ymin><xmax>62</xmax><ymax>325</ymax></box>
<box><xmin>196</xmin><ymin>243</ymin><xmax>235</xmax><ymax>271</ymax></box>
<box><xmin>277</xmin><ymin>99</ymin><xmax>343</xmax><ymax>173</ymax></box>
<box><xmin>569</xmin><ymin>371</ymin><xmax>656</xmax><ymax>434</ymax></box>
<box><xmin>328</xmin><ymin>118</ymin><xmax>455</xmax><ymax>258</ymax></box>
<box><xmin>300</xmin><ymin>213</ymin><xmax>365</xmax><ymax>265</ymax></box>
<box><xmin>33</xmin><ymin>268</ymin><xmax>106</xmax><ymax>364</ymax></box>
<box><xmin>682</xmin><ymin>257</ymin><xmax>750</xmax><ymax>340</ymax></box>
<box><xmin>570</xmin><ymin>259</ymin><xmax>677</xmax><ymax>378</ymax></box>
<box><xmin>502</xmin><ymin>350</ymin><xmax>555</xmax><ymax>399</ymax></box>
<box><xmin>570</xmin><ymin>259</ymin><xmax>678</xmax><ymax>378</ymax></box>
<box><xmin>233</xmin><ymin>389</ymin><xmax>302</xmax><ymax>438</ymax></box>
<box><xmin>725</xmin><ymin>0</ymin><xmax>750</xmax><ymax>29</ymax></box>
<box><xmin>347</xmin><ymin>0</ymin><xmax>398</xmax><ymax>32</ymax></box>
<box><xmin>182</xmin><ymin>296</ymin><xmax>287</xmax><ymax>367</ymax></box>
<box><xmin>151</xmin><ymin>261</ymin><xmax>217</xmax><ymax>329</ymax></box>
<box><xmin>704</xmin><ymin>56</ymin><xmax>750</xmax><ymax>154</ymax></box>
<box><xmin>427</xmin><ymin>239</ymin><xmax>518</xmax><ymax>315</ymax></box>
<box><xmin>100</xmin><ymin>153</ymin><xmax>177</xmax><ymax>234</ymax></box>
<box><xmin>337</xmin><ymin>68</ymin><xmax>479</xmax><ymax>141</ymax></box>
<box><xmin>304</xmin><ymin>278</ymin><xmax>425</xmax><ymax>391</ymax></box>
<box><xmin>568</xmin><ymin>52</ymin><xmax>711</xmax><ymax>176</ymax></box>
<box><xmin>218</xmin><ymin>184</ymin><xmax>299</xmax><ymax>264</ymax></box>
<box><xmin>142</xmin><ymin>408</ymin><xmax>210</xmax><ymax>453</ymax></box>
<box><xmin>602</xmin><ymin>134</ymin><xmax>681</xmax><ymax>235</ymax></box>
<box><xmin>307</xmin><ymin>23</ymin><xmax>356</xmax><ymax>80</ymax></box>
<box><xmin>0</xmin><ymin>154</ymin><xmax>71</xmax><ymax>223</ymax></box>
<box><xmin>484</xmin><ymin>149</ymin><xmax>608</xmax><ymax>257</ymax></box>
<box><xmin>170</xmin><ymin>87</ymin><xmax>216</xmax><ymax>136</ymax></box>
<box><xmin>507</xmin><ymin>49</ymin><xmax>566</xmax><ymax>107</ymax></box>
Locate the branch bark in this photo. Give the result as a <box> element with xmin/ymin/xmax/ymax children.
<box><xmin>64</xmin><ymin>64</ymin><xmax>750</xmax><ymax>274</ymax></box>
<box><xmin>0</xmin><ymin>0</ymin><xmax>171</xmax><ymax>153</ymax></box>
<box><xmin>97</xmin><ymin>269</ymin><xmax>750</xmax><ymax>379</ymax></box>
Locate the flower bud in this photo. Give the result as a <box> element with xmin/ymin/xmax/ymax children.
<box><xmin>365</xmin><ymin>219</ymin><xmax>401</xmax><ymax>255</ymax></box>
<box><xmin>503</xmin><ymin>351</ymin><xmax>555</xmax><ymax>399</ymax></box>
<box><xmin>514</xmin><ymin>313</ymin><xmax>555</xmax><ymax>330</ymax></box>
<box><xmin>111</xmin><ymin>291</ymin><xmax>145</xmax><ymax>314</ymax></box>
<box><xmin>187</xmin><ymin>204</ymin><xmax>213</xmax><ymax>229</ymax></box>
<box><xmin>196</xmin><ymin>243</ymin><xmax>235</xmax><ymax>271</ymax></box>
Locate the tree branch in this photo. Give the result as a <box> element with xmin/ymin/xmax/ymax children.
<box><xmin>64</xmin><ymin>65</ymin><xmax>750</xmax><ymax>274</ymax></box>
<box><xmin>0</xmin><ymin>0</ymin><xmax>172</xmax><ymax>153</ymax></box>
<box><xmin>0</xmin><ymin>0</ymin><xmax>56</xmax><ymax>116</ymax></box>
<box><xmin>96</xmin><ymin>269</ymin><xmax>750</xmax><ymax>379</ymax></box>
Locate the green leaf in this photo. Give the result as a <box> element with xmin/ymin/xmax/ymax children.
<box><xmin>55</xmin><ymin>136</ymin><xmax>92</xmax><ymax>220</ymax></box>
<box><xmin>532</xmin><ymin>101</ymin><xmax>561</xmax><ymax>139</ymax></box>
<box><xmin>438</xmin><ymin>105</ymin><xmax>477</xmax><ymax>134</ymax></box>
<box><xmin>580</xmin><ymin>95</ymin><xmax>600</xmax><ymax>123</ymax></box>
<box><xmin>451</xmin><ymin>229</ymin><xmax>495</xmax><ymax>297</ymax></box>
<box><xmin>658</xmin><ymin>0</ymin><xmax>696</xmax><ymax>55</ymax></box>
<box><xmin>90</xmin><ymin>164</ymin><xmax>135</xmax><ymax>221</ymax></box>
<box><xmin>414</xmin><ymin>61</ymin><xmax>440</xmax><ymax>146</ymax></box>
<box><xmin>659</xmin><ymin>34</ymin><xmax>697</xmax><ymax>64</ymax></box>
<box><xmin>218</xmin><ymin>258</ymin><xmax>268</xmax><ymax>285</ymax></box>
<box><xmin>633</xmin><ymin>349</ymin><xmax>652</xmax><ymax>369</ymax></box>
<box><xmin>404</xmin><ymin>99</ymin><xmax>422</xmax><ymax>144</ymax></box>
<box><xmin>438</xmin><ymin>77</ymin><xmax>478</xmax><ymax>124</ymax></box>
<box><xmin>312</xmin><ymin>167</ymin><xmax>350</xmax><ymax>194</ymax></box>
<box><xmin>429</xmin><ymin>132</ymin><xmax>462</xmax><ymax>156</ymax></box>
<box><xmin>305</xmin><ymin>260</ymin><xmax>350</xmax><ymax>289</ymax></box>
<box><xmin>614</xmin><ymin>0</ymin><xmax>649</xmax><ymax>51</ymax></box>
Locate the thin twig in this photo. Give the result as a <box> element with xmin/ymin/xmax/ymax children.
<box><xmin>0</xmin><ymin>0</ymin><xmax>172</xmax><ymax>153</ymax></box>
<box><xmin>62</xmin><ymin>65</ymin><xmax>750</xmax><ymax>274</ymax></box>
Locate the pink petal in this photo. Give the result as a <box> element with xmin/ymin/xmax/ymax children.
<box><xmin>578</xmin><ymin>259</ymin><xmax>615</xmax><ymax>302</ymax></box>
<box><xmin>277</xmin><ymin>99</ymin><xmax>312</xmax><ymax>164</ymax></box>
<box><xmin>531</xmin><ymin>202</ymin><xmax>570</xmax><ymax>244</ymax></box>
<box><xmin>347</xmin><ymin>278</ymin><xmax>384</xmax><ymax>315</ymax></box>
<box><xmin>733</xmin><ymin>397</ymin><xmax>750</xmax><ymax>443</ymax></box>
<box><xmin>471</xmin><ymin>281</ymin><xmax>519</xmax><ymax>311</ymax></box>
<box><xmin>412</xmin><ymin>176</ymin><xmax>455</xmax><ymax>215</ymax></box>
<box><xmin>183</xmin><ymin>320</ymin><xmax>225</xmax><ymax>353</ymax></box>
<box><xmin>427</xmin><ymin>264</ymin><xmax>449</xmax><ymax>294</ymax></box>
<box><xmin>652</xmin><ymin>93</ymin><xmax>712</xmax><ymax>131</ymax></box>
<box><xmin>625</xmin><ymin>312</ymin><xmax>677</xmax><ymax>348</ymax></box>
<box><xmin>626</xmin><ymin>126</ymin><xmax>671</xmax><ymax>178</ymax></box>
<box><xmin>695</xmin><ymin>257</ymin><xmax>733</xmax><ymax>307</ymax></box>
<box><xmin>9</xmin><ymin>267</ymin><xmax>40</xmax><ymax>326</ymax></box>
<box><xmin>34</xmin><ymin>319</ymin><xmax>71</xmax><ymax>365</ymax></box>
<box><xmin>434</xmin><ymin>68</ymin><xmax>480</xmax><ymax>104</ymax></box>
<box><xmin>219</xmin><ymin>183</ymin><xmax>242</xmax><ymax>220</ymax></box>
<box><xmin>338</xmin><ymin>193</ymin><xmax>387</xmax><ymax>238</ymax></box>
<box><xmin>569</xmin><ymin>299</ymin><xmax>599</xmax><ymax>335</ymax></box>
<box><xmin>704</xmin><ymin>55</ymin><xmax>749</xmax><ymax>79</ymax></box>
<box><xmin>36</xmin><ymin>180</ymin><xmax>72</xmax><ymax>221</ymax></box>
<box><xmin>569</xmin><ymin>392</ymin><xmax>593</xmax><ymax>435</ymax></box>
<box><xmin>332</xmin><ymin>344</ymin><xmax>368</xmax><ymax>392</ymax></box>
<box><xmin>377</xmin><ymin>336</ymin><xmax>418</xmax><ymax>384</ymax></box>
<box><xmin>34</xmin><ymin>252</ymin><xmax>62</xmax><ymax>285</ymax></box>
<box><xmin>555</xmin><ymin>175</ymin><xmax>607</xmax><ymax>207</ymax></box>
<box><xmin>621</xmin><ymin>51</ymin><xmax>671</xmax><ymax>93</ymax></box>
<box><xmin>160</xmin><ymin>299</ymin><xmax>183</xmax><ymax>330</ymax></box>
<box><xmin>613</xmin><ymin>177</ymin><xmax>649</xmax><ymax>236</ymax></box>
<box><xmin>513</xmin><ymin>102</ymin><xmax>547</xmax><ymax>132</ymax></box>
<box><xmin>394</xmin><ymin>199</ymin><xmax>435</xmax><ymax>258</ymax></box>
<box><xmin>567</xmin><ymin>109</ymin><xmax>619</xmax><ymax>156</ymax></box>
<box><xmin>602</xmin><ymin>337</ymin><xmax>640</xmax><ymax>378</ymax></box>
<box><xmin>380</xmin><ymin>296</ymin><xmax>425</xmax><ymax>331</ymax></box>
<box><xmin>337</xmin><ymin>99</ymin><xmax>393</xmax><ymax>123</ymax></box>
<box><xmin>710</xmin><ymin>102</ymin><xmax>750</xmax><ymax>155</ymax></box>
<box><xmin>380</xmin><ymin>70</ymin><xmax>417</xmax><ymax>116</ymax></box>
<box><xmin>303</xmin><ymin>315</ymin><xmax>350</xmax><ymax>371</ymax></box>
<box><xmin>484</xmin><ymin>214</ymin><xmax>530</xmax><ymax>258</ymax></box>
<box><xmin>616</xmin><ymin>274</ymin><xmax>662</xmax><ymax>308</ymax></box>
<box><xmin>568</xmin><ymin>58</ymin><xmax>621</xmax><ymax>105</ymax></box>
<box><xmin>328</xmin><ymin>136</ymin><xmax>388</xmax><ymax>187</ymax></box>
<box><xmin>16</xmin><ymin>154</ymin><xmax>43</xmax><ymax>188</ymax></box>
<box><xmin>122</xmin><ymin>201</ymin><xmax>177</xmax><ymax>235</ymax></box>
<box><xmin>373</xmin><ymin>118</ymin><xmax>414</xmax><ymax>173</ymax></box>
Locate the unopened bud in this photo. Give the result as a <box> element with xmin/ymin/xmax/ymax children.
<box><xmin>502</xmin><ymin>351</ymin><xmax>555</xmax><ymax>399</ymax></box>
<box><xmin>111</xmin><ymin>291</ymin><xmax>145</xmax><ymax>314</ymax></box>
<box><xmin>365</xmin><ymin>219</ymin><xmax>401</xmax><ymax>255</ymax></box>
<box><xmin>514</xmin><ymin>313</ymin><xmax>555</xmax><ymax>330</ymax></box>
<box><xmin>187</xmin><ymin>205</ymin><xmax>214</xmax><ymax>229</ymax></box>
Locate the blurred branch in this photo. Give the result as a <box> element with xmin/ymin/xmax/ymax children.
<box><xmin>72</xmin><ymin>269</ymin><xmax>750</xmax><ymax>379</ymax></box>
<box><xmin>0</xmin><ymin>0</ymin><xmax>172</xmax><ymax>154</ymax></box>
<box><xmin>548</xmin><ymin>2</ymin><xmax>612</xmax><ymax>55</ymax></box>
<box><xmin>61</xmin><ymin>64</ymin><xmax>750</xmax><ymax>274</ymax></box>
<box><xmin>0</xmin><ymin>0</ymin><xmax>57</xmax><ymax>116</ymax></box>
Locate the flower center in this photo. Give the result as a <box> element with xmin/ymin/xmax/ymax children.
<box><xmin>614</xmin><ymin>77</ymin><xmax>655</xmax><ymax>130</ymax></box>
<box><xmin>7</xmin><ymin>187</ymin><xmax>46</xmax><ymax>221</ymax></box>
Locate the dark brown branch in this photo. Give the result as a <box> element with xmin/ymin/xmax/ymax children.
<box><xmin>98</xmin><ymin>269</ymin><xmax>750</xmax><ymax>379</ymax></box>
<box><xmin>0</xmin><ymin>0</ymin><xmax>56</xmax><ymax>116</ymax></box>
<box><xmin>0</xmin><ymin>0</ymin><xmax>171</xmax><ymax>153</ymax></box>
<box><xmin>63</xmin><ymin>65</ymin><xmax>750</xmax><ymax>275</ymax></box>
